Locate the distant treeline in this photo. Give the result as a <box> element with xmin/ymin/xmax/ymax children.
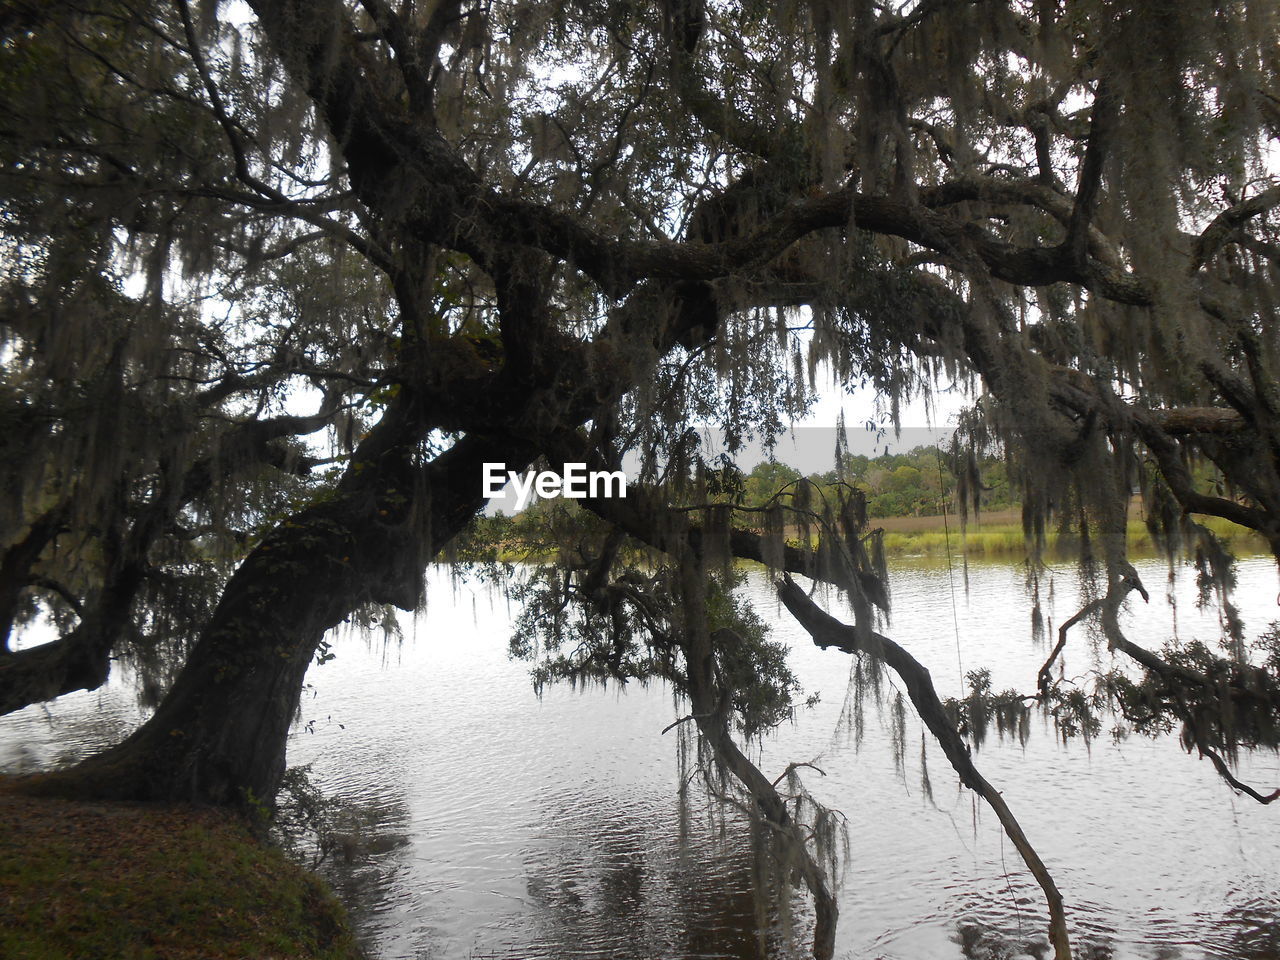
<box><xmin>489</xmin><ymin>445</ymin><xmax>1014</xmax><ymax>522</ymax></box>
<box><xmin>469</xmin><ymin>445</ymin><xmax>1264</xmax><ymax>560</ymax></box>
<box><xmin>736</xmin><ymin>444</ymin><xmax>1015</xmax><ymax>518</ymax></box>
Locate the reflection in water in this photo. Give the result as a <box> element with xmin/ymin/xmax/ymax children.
<box><xmin>515</xmin><ymin>801</ymin><xmax>776</xmax><ymax>960</ymax></box>
<box><xmin>277</xmin><ymin>780</ymin><xmax>416</xmax><ymax>948</ymax></box>
<box><xmin>1223</xmin><ymin>898</ymin><xmax>1280</xmax><ymax>960</ymax></box>
<box><xmin>3</xmin><ymin>558</ymin><xmax>1280</xmax><ymax>959</ymax></box>
<box><xmin>0</xmin><ymin>687</ymin><xmax>143</xmax><ymax>774</ymax></box>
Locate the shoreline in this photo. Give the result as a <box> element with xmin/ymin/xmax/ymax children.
<box><xmin>489</xmin><ymin>506</ymin><xmax>1269</xmax><ymax>564</ymax></box>
<box><xmin>870</xmin><ymin>511</ymin><xmax>1268</xmax><ymax>559</ymax></box>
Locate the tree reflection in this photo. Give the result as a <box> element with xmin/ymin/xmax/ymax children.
<box><xmin>509</xmin><ymin>794</ymin><xmax>807</xmax><ymax>960</ymax></box>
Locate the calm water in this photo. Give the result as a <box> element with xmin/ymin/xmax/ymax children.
<box><xmin>4</xmin><ymin>556</ymin><xmax>1280</xmax><ymax>960</ymax></box>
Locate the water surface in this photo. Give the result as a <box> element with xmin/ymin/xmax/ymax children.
<box><xmin>4</xmin><ymin>556</ymin><xmax>1280</xmax><ymax>959</ymax></box>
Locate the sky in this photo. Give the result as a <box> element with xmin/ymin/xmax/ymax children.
<box><xmin>756</xmin><ymin>370</ymin><xmax>969</xmax><ymax>472</ymax></box>
<box><xmin>483</xmin><ymin>364</ymin><xmax>972</xmax><ymax>513</ymax></box>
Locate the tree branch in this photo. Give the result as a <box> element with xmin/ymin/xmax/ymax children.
<box><xmin>1192</xmin><ymin>183</ymin><xmax>1280</xmax><ymax>272</ymax></box>
<box><xmin>776</xmin><ymin>575</ymin><xmax>1073</xmax><ymax>960</ymax></box>
<box><xmin>1065</xmin><ymin>79</ymin><xmax>1117</xmax><ymax>270</ymax></box>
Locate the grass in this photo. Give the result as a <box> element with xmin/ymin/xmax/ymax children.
<box><xmin>876</xmin><ymin>513</ymin><xmax>1269</xmax><ymax>559</ymax></box>
<box><xmin>0</xmin><ymin>778</ymin><xmax>364</xmax><ymax>960</ymax></box>
<box><xmin>485</xmin><ymin>506</ymin><xmax>1269</xmax><ymax>565</ymax></box>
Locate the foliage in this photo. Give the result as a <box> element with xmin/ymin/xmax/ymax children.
<box><xmin>1103</xmin><ymin>635</ymin><xmax>1280</xmax><ymax>759</ymax></box>
<box><xmin>509</xmin><ymin>558</ymin><xmax>802</xmax><ymax>741</ymax></box>
<box><xmin>3</xmin><ymin>0</ymin><xmax>1276</xmax><ymax>708</ymax></box>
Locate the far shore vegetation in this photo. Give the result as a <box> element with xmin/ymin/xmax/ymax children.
<box><xmin>476</xmin><ymin>445</ymin><xmax>1268</xmax><ymax>561</ymax></box>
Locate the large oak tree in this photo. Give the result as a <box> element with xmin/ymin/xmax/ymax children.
<box><xmin>3</xmin><ymin>1</ymin><xmax>1280</xmax><ymax>956</ymax></box>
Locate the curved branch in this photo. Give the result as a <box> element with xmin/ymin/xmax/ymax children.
<box><xmin>0</xmin><ymin>504</ymin><xmax>68</xmax><ymax>652</ymax></box>
<box><xmin>1038</xmin><ymin>597</ymin><xmax>1105</xmax><ymax>695</ymax></box>
<box><xmin>677</xmin><ymin>552</ymin><xmax>837</xmax><ymax>960</ymax></box>
<box><xmin>0</xmin><ymin>622</ymin><xmax>114</xmax><ymax>716</ymax></box>
<box><xmin>1041</xmin><ymin>576</ymin><xmax>1146</xmax><ymax>694</ymax></box>
<box><xmin>1065</xmin><ymin>79</ymin><xmax>1117</xmax><ymax>269</ymax></box>
<box><xmin>1094</xmin><ymin>578</ymin><xmax>1280</xmax><ymax>805</ymax></box>
<box><xmin>1200</xmin><ymin>745</ymin><xmax>1280</xmax><ymax>804</ymax></box>
<box><xmin>246</xmin><ymin>0</ymin><xmax>1153</xmax><ymax>306</ymax></box>
<box><xmin>776</xmin><ymin>575</ymin><xmax>1073</xmax><ymax>960</ymax></box>
<box><xmin>1192</xmin><ymin>183</ymin><xmax>1280</xmax><ymax>271</ymax></box>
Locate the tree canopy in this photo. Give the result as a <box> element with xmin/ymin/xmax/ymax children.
<box><xmin>3</xmin><ymin>1</ymin><xmax>1280</xmax><ymax>957</ymax></box>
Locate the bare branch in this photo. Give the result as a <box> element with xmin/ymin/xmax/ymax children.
<box><xmin>1065</xmin><ymin>79</ymin><xmax>1117</xmax><ymax>269</ymax></box>
<box><xmin>1192</xmin><ymin>183</ymin><xmax>1280</xmax><ymax>271</ymax></box>
<box><xmin>777</xmin><ymin>576</ymin><xmax>1073</xmax><ymax>960</ymax></box>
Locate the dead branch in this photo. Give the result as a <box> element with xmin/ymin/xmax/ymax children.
<box><xmin>777</xmin><ymin>574</ymin><xmax>1073</xmax><ymax>960</ymax></box>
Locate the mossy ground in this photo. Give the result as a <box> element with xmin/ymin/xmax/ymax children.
<box><xmin>0</xmin><ymin>778</ymin><xmax>364</xmax><ymax>960</ymax></box>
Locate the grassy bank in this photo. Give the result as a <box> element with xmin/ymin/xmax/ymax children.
<box><xmin>0</xmin><ymin>779</ymin><xmax>364</xmax><ymax>960</ymax></box>
<box><xmin>489</xmin><ymin>506</ymin><xmax>1269</xmax><ymax>565</ymax></box>
<box><xmin>875</xmin><ymin>512</ymin><xmax>1268</xmax><ymax>559</ymax></box>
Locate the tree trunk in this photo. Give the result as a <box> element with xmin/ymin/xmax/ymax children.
<box><xmin>42</xmin><ymin>392</ymin><xmax>534</xmax><ymax>807</ymax></box>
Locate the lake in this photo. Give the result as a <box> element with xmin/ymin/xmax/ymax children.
<box><xmin>4</xmin><ymin>555</ymin><xmax>1280</xmax><ymax>960</ymax></box>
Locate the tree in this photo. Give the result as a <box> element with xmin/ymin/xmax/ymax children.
<box><xmin>743</xmin><ymin>460</ymin><xmax>804</xmax><ymax>507</ymax></box>
<box><xmin>3</xmin><ymin>1</ymin><xmax>1280</xmax><ymax>957</ymax></box>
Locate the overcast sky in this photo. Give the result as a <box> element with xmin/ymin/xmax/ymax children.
<box><xmin>484</xmin><ymin>366</ymin><xmax>971</xmax><ymax>513</ymax></box>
